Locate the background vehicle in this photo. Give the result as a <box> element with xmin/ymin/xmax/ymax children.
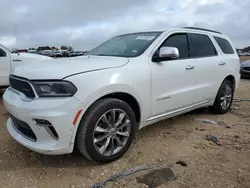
<box><xmin>76</xmin><ymin>51</ymin><xmax>85</xmax><ymax>56</ymax></box>
<box><xmin>0</xmin><ymin>43</ymin><xmax>52</xmax><ymax>88</ymax></box>
<box><xmin>240</xmin><ymin>60</ymin><xmax>250</xmax><ymax>77</ymax></box>
<box><xmin>53</xmin><ymin>50</ymin><xmax>63</xmax><ymax>57</ymax></box>
<box><xmin>68</xmin><ymin>51</ymin><xmax>77</xmax><ymax>57</ymax></box>
<box><xmin>61</xmin><ymin>50</ymin><xmax>69</xmax><ymax>57</ymax></box>
<box><xmin>3</xmin><ymin>27</ymin><xmax>240</xmax><ymax>163</ymax></box>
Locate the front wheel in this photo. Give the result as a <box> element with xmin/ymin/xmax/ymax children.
<box><xmin>76</xmin><ymin>98</ymin><xmax>136</xmax><ymax>163</ymax></box>
<box><xmin>209</xmin><ymin>79</ymin><xmax>234</xmax><ymax>114</ymax></box>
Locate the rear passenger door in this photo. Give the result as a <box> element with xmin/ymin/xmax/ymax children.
<box><xmin>187</xmin><ymin>33</ymin><xmax>221</xmax><ymax>103</ymax></box>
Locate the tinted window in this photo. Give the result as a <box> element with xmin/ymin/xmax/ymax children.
<box><xmin>0</xmin><ymin>48</ymin><xmax>7</xmax><ymax>57</ymax></box>
<box><xmin>161</xmin><ymin>34</ymin><xmax>189</xmax><ymax>59</ymax></box>
<box><xmin>214</xmin><ymin>37</ymin><xmax>234</xmax><ymax>54</ymax></box>
<box><xmin>188</xmin><ymin>33</ymin><xmax>217</xmax><ymax>58</ymax></box>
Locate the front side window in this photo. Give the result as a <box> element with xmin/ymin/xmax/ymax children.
<box><xmin>0</xmin><ymin>48</ymin><xmax>7</xmax><ymax>57</ymax></box>
<box><xmin>161</xmin><ymin>34</ymin><xmax>189</xmax><ymax>59</ymax></box>
<box><xmin>88</xmin><ymin>32</ymin><xmax>162</xmax><ymax>57</ymax></box>
<box><xmin>214</xmin><ymin>37</ymin><xmax>235</xmax><ymax>54</ymax></box>
<box><xmin>188</xmin><ymin>33</ymin><xmax>217</xmax><ymax>58</ymax></box>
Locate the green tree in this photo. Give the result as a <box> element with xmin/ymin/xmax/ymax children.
<box><xmin>68</xmin><ymin>46</ymin><xmax>73</xmax><ymax>51</ymax></box>
<box><xmin>61</xmin><ymin>45</ymin><xmax>68</xmax><ymax>50</ymax></box>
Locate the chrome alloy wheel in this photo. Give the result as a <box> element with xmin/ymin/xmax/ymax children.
<box><xmin>220</xmin><ymin>84</ymin><xmax>233</xmax><ymax>110</ymax></box>
<box><xmin>93</xmin><ymin>109</ymin><xmax>131</xmax><ymax>156</ymax></box>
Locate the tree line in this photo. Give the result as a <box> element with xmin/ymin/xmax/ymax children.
<box><xmin>29</xmin><ymin>45</ymin><xmax>73</xmax><ymax>51</ymax></box>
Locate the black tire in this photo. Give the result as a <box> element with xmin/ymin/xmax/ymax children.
<box><xmin>76</xmin><ymin>98</ymin><xmax>136</xmax><ymax>163</ymax></box>
<box><xmin>209</xmin><ymin>79</ymin><xmax>234</xmax><ymax>114</ymax></box>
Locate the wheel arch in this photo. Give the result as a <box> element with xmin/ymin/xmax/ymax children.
<box><xmin>71</xmin><ymin>90</ymin><xmax>142</xmax><ymax>144</ymax></box>
<box><xmin>223</xmin><ymin>75</ymin><xmax>236</xmax><ymax>90</ymax></box>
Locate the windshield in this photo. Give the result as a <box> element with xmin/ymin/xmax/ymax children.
<box><xmin>88</xmin><ymin>32</ymin><xmax>162</xmax><ymax>57</ymax></box>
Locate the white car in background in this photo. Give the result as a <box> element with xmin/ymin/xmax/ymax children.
<box><xmin>3</xmin><ymin>27</ymin><xmax>240</xmax><ymax>163</ymax></box>
<box><xmin>0</xmin><ymin>44</ymin><xmax>52</xmax><ymax>88</ymax></box>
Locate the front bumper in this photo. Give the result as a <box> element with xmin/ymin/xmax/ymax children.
<box><xmin>3</xmin><ymin>88</ymin><xmax>82</xmax><ymax>155</ymax></box>
<box><xmin>240</xmin><ymin>69</ymin><xmax>250</xmax><ymax>77</ymax></box>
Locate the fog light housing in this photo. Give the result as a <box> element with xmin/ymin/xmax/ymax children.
<box><xmin>33</xmin><ymin>119</ymin><xmax>51</xmax><ymax>126</ymax></box>
<box><xmin>33</xmin><ymin>119</ymin><xmax>59</xmax><ymax>140</ymax></box>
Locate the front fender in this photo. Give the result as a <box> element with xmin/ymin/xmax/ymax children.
<box><xmin>65</xmin><ymin>67</ymin><xmax>151</xmax><ymax>144</ymax></box>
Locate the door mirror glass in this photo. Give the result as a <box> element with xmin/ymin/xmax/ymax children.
<box><xmin>159</xmin><ymin>47</ymin><xmax>179</xmax><ymax>59</ymax></box>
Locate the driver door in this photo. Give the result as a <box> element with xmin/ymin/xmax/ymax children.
<box><xmin>0</xmin><ymin>48</ymin><xmax>10</xmax><ymax>86</ymax></box>
<box><xmin>150</xmin><ymin>33</ymin><xmax>197</xmax><ymax>118</ymax></box>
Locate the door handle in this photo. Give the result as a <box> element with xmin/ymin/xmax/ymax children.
<box><xmin>219</xmin><ymin>62</ymin><xmax>226</xmax><ymax>66</ymax></box>
<box><xmin>185</xmin><ymin>65</ymin><xmax>195</xmax><ymax>70</ymax></box>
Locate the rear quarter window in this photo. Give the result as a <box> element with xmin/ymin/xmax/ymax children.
<box><xmin>214</xmin><ymin>37</ymin><xmax>235</xmax><ymax>54</ymax></box>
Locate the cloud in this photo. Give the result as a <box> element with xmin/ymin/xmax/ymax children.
<box><xmin>0</xmin><ymin>0</ymin><xmax>249</xmax><ymax>49</ymax></box>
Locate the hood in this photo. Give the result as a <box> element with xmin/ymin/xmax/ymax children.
<box><xmin>11</xmin><ymin>53</ymin><xmax>52</xmax><ymax>63</ymax></box>
<box><xmin>10</xmin><ymin>53</ymin><xmax>53</xmax><ymax>71</ymax></box>
<box><xmin>12</xmin><ymin>55</ymin><xmax>129</xmax><ymax>80</ymax></box>
<box><xmin>241</xmin><ymin>60</ymin><xmax>250</xmax><ymax>66</ymax></box>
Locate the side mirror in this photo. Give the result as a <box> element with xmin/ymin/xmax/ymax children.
<box><xmin>159</xmin><ymin>47</ymin><xmax>179</xmax><ymax>59</ymax></box>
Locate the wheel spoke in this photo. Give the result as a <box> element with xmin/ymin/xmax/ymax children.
<box><xmin>94</xmin><ymin>134</ymin><xmax>109</xmax><ymax>143</ymax></box>
<box><xmin>114</xmin><ymin>112</ymin><xmax>126</xmax><ymax>127</ymax></box>
<box><xmin>101</xmin><ymin>114</ymin><xmax>112</xmax><ymax>128</ymax></box>
<box><xmin>111</xmin><ymin>109</ymin><xmax>116</xmax><ymax>124</ymax></box>
<box><xmin>116</xmin><ymin>131</ymin><xmax>129</xmax><ymax>137</ymax></box>
<box><xmin>221</xmin><ymin>96</ymin><xmax>225</xmax><ymax>101</ymax></box>
<box><xmin>95</xmin><ymin>126</ymin><xmax>108</xmax><ymax>133</ymax></box>
<box><xmin>99</xmin><ymin>137</ymin><xmax>111</xmax><ymax>154</ymax></box>
<box><xmin>118</xmin><ymin>119</ymin><xmax>130</xmax><ymax>129</ymax></box>
<box><xmin>221</xmin><ymin>101</ymin><xmax>225</xmax><ymax>107</ymax></box>
<box><xmin>114</xmin><ymin>135</ymin><xmax>124</xmax><ymax>147</ymax></box>
<box><xmin>109</xmin><ymin>137</ymin><xmax>115</xmax><ymax>155</ymax></box>
<box><xmin>222</xmin><ymin>101</ymin><xmax>227</xmax><ymax>109</ymax></box>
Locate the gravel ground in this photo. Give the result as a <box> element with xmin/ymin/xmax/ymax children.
<box><xmin>0</xmin><ymin>79</ymin><xmax>250</xmax><ymax>188</ymax></box>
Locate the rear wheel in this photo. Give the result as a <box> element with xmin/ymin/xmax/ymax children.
<box><xmin>76</xmin><ymin>98</ymin><xmax>136</xmax><ymax>163</ymax></box>
<box><xmin>209</xmin><ymin>79</ymin><xmax>234</xmax><ymax>114</ymax></box>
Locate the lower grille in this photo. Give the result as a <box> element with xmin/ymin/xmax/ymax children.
<box><xmin>10</xmin><ymin>114</ymin><xmax>37</xmax><ymax>142</ymax></box>
<box><xmin>9</xmin><ymin>76</ymin><xmax>35</xmax><ymax>98</ymax></box>
<box><xmin>243</xmin><ymin>67</ymin><xmax>250</xmax><ymax>71</ymax></box>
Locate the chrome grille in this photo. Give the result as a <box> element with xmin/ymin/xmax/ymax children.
<box><xmin>243</xmin><ymin>67</ymin><xmax>250</xmax><ymax>71</ymax></box>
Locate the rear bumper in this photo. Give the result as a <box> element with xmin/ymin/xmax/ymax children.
<box><xmin>3</xmin><ymin>88</ymin><xmax>83</xmax><ymax>155</ymax></box>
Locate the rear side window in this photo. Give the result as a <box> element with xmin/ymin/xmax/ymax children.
<box><xmin>214</xmin><ymin>37</ymin><xmax>235</xmax><ymax>54</ymax></box>
<box><xmin>188</xmin><ymin>33</ymin><xmax>217</xmax><ymax>58</ymax></box>
<box><xmin>161</xmin><ymin>34</ymin><xmax>189</xmax><ymax>59</ymax></box>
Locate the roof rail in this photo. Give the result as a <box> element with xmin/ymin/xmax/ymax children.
<box><xmin>182</xmin><ymin>27</ymin><xmax>222</xmax><ymax>34</ymax></box>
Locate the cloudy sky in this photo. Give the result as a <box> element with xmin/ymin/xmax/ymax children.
<box><xmin>0</xmin><ymin>0</ymin><xmax>249</xmax><ymax>50</ymax></box>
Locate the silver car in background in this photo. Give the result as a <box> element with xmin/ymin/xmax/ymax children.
<box><xmin>240</xmin><ymin>60</ymin><xmax>250</xmax><ymax>77</ymax></box>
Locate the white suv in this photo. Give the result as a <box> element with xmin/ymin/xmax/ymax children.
<box><xmin>3</xmin><ymin>27</ymin><xmax>240</xmax><ymax>163</ymax></box>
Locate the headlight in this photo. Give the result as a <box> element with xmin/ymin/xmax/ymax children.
<box><xmin>240</xmin><ymin>64</ymin><xmax>244</xmax><ymax>70</ymax></box>
<box><xmin>32</xmin><ymin>81</ymin><xmax>77</xmax><ymax>97</ymax></box>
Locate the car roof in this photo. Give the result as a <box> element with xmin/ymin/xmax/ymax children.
<box><xmin>118</xmin><ymin>27</ymin><xmax>223</xmax><ymax>37</ymax></box>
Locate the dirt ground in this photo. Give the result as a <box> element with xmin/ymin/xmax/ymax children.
<box><xmin>240</xmin><ymin>55</ymin><xmax>250</xmax><ymax>62</ymax></box>
<box><xmin>0</xmin><ymin>79</ymin><xmax>250</xmax><ymax>188</ymax></box>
